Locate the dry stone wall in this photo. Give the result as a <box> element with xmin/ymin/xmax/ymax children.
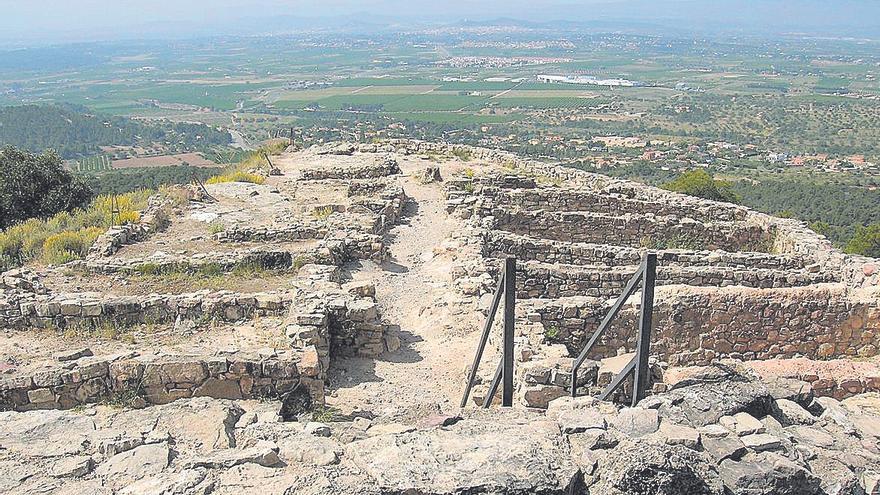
<box><xmin>515</xmin><ymin>262</ymin><xmax>836</xmax><ymax>299</ymax></box>
<box><xmin>525</xmin><ymin>285</ymin><xmax>880</xmax><ymax>365</ymax></box>
<box><xmin>484</xmin><ymin>231</ymin><xmax>825</xmax><ymax>273</ymax></box>
<box><xmin>479</xmin><ymin>186</ymin><xmax>748</xmax><ymax>223</ymax></box>
<box><xmin>3</xmin><ymin>289</ymin><xmax>292</xmax><ymax>330</ymax></box>
<box><xmin>492</xmin><ymin>209</ymin><xmax>772</xmax><ymax>252</ymax></box>
<box><xmin>87</xmin><ymin>194</ymin><xmax>172</xmax><ymax>258</ymax></box>
<box><xmin>0</xmin><ymin>351</ymin><xmax>305</xmax><ymax>412</ymax></box>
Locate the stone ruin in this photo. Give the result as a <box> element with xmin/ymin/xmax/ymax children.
<box><xmin>1</xmin><ymin>139</ymin><xmax>879</xmax><ymax>494</ymax></box>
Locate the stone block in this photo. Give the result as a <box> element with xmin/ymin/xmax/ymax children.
<box><xmin>611</xmin><ymin>408</ymin><xmax>659</xmax><ymax>438</ymax></box>
<box><xmin>741</xmin><ymin>433</ymin><xmax>783</xmax><ymax>452</ymax></box>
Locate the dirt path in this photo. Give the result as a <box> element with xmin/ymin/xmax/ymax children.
<box><xmin>327</xmin><ymin>170</ymin><xmax>481</xmax><ymax>422</ymax></box>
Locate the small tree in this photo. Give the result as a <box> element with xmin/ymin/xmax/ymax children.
<box><xmin>845</xmin><ymin>223</ymin><xmax>880</xmax><ymax>258</ymax></box>
<box><xmin>0</xmin><ymin>146</ymin><xmax>93</xmax><ymax>229</ymax></box>
<box><xmin>662</xmin><ymin>169</ymin><xmax>740</xmax><ymax>204</ymax></box>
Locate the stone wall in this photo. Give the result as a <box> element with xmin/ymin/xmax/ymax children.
<box><xmin>492</xmin><ymin>209</ymin><xmax>772</xmax><ymax>252</ymax></box>
<box><xmin>0</xmin><ymin>351</ymin><xmax>308</xmax><ymax>412</ymax></box>
<box><xmin>215</xmin><ymin>225</ymin><xmax>325</xmax><ymax>243</ymax></box>
<box><xmin>298</xmin><ymin>156</ymin><xmax>401</xmax><ymax>180</ymax></box>
<box><xmin>87</xmin><ymin>195</ymin><xmax>171</xmax><ymax>258</ymax></box>
<box><xmin>484</xmin><ymin>231</ymin><xmax>822</xmax><ymax>273</ymax></box>
<box><xmin>479</xmin><ymin>186</ymin><xmax>747</xmax><ymax>223</ymax></box>
<box><xmin>2</xmin><ymin>289</ymin><xmax>292</xmax><ymax>330</ymax></box>
<box><xmin>525</xmin><ymin>285</ymin><xmax>880</xmax><ymax>366</ymax></box>
<box><xmin>514</xmin><ymin>262</ymin><xmax>836</xmax><ymax>299</ymax></box>
<box><xmin>81</xmin><ymin>248</ymin><xmax>298</xmax><ymax>275</ymax></box>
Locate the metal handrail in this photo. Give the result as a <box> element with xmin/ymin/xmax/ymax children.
<box><xmin>460</xmin><ymin>257</ymin><xmax>516</xmax><ymax>408</ymax></box>
<box><xmin>570</xmin><ymin>253</ymin><xmax>657</xmax><ymax>406</ymax></box>
<box><xmin>460</xmin><ymin>270</ymin><xmax>505</xmax><ymax>408</ymax></box>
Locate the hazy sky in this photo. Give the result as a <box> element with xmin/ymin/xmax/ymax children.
<box><xmin>2</xmin><ymin>0</ymin><xmax>880</xmax><ymax>45</ymax></box>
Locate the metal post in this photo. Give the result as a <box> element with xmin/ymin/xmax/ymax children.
<box><xmin>631</xmin><ymin>253</ymin><xmax>656</xmax><ymax>406</ymax></box>
<box><xmin>502</xmin><ymin>257</ymin><xmax>516</xmax><ymax>407</ymax></box>
<box><xmin>290</xmin><ymin>127</ymin><xmax>295</xmax><ymax>146</ymax></box>
<box><xmin>461</xmin><ymin>271</ymin><xmax>505</xmax><ymax>408</ymax></box>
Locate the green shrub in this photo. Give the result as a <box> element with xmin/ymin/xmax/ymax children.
<box><xmin>41</xmin><ymin>228</ymin><xmax>102</xmax><ymax>264</ymax></box>
<box><xmin>0</xmin><ymin>146</ymin><xmax>93</xmax><ymax>229</ymax></box>
<box><xmin>845</xmin><ymin>223</ymin><xmax>880</xmax><ymax>258</ymax></box>
<box><xmin>662</xmin><ymin>169</ymin><xmax>740</xmax><ymax>204</ymax></box>
<box><xmin>0</xmin><ymin>189</ymin><xmax>150</xmax><ymax>269</ymax></box>
<box><xmin>208</xmin><ymin>221</ymin><xmax>225</xmax><ymax>235</ymax></box>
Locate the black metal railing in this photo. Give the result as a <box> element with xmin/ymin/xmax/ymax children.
<box><xmin>570</xmin><ymin>253</ymin><xmax>657</xmax><ymax>407</ymax></box>
<box><xmin>461</xmin><ymin>257</ymin><xmax>516</xmax><ymax>408</ymax></box>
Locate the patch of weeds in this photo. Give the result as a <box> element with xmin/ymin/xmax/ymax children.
<box><xmin>230</xmin><ymin>261</ymin><xmax>267</xmax><ymax>277</ymax></box>
<box><xmin>535</xmin><ymin>174</ymin><xmax>563</xmax><ymax>187</ymax></box>
<box><xmin>159</xmin><ymin>185</ymin><xmax>193</xmax><ymax>209</ymax></box>
<box><xmin>462</xmin><ymin>182</ymin><xmax>475</xmax><ymax>194</ymax></box>
<box><xmin>313</xmin><ymin>207</ymin><xmax>334</xmax><ymax>221</ymax></box>
<box><xmin>207</xmin><ymin>221</ymin><xmax>225</xmax><ymax>235</ymax></box>
<box><xmin>206</xmin><ymin>171</ymin><xmax>266</xmax><ymax>185</ymax></box>
<box><xmin>103</xmin><ymin>383</ymin><xmax>145</xmax><ymax>409</ymax></box>
<box><xmin>291</xmin><ymin>255</ymin><xmax>308</xmax><ymax>271</ymax></box>
<box><xmin>197</xmin><ymin>262</ymin><xmax>224</xmax><ymax>277</ymax></box>
<box><xmin>544</xmin><ymin>325</ymin><xmax>560</xmax><ymax>340</ymax></box>
<box><xmin>451</xmin><ymin>148</ymin><xmax>473</xmax><ymax>161</ymax></box>
<box><xmin>462</xmin><ymin>168</ymin><xmax>476</xmax><ymax>179</ymax></box>
<box><xmin>312</xmin><ymin>405</ymin><xmax>342</xmax><ymax>423</ymax></box>
<box><xmin>640</xmin><ymin>234</ymin><xmax>707</xmax><ymax>251</ymax></box>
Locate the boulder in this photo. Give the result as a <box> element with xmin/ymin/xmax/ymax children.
<box><xmin>772</xmin><ymin>398</ymin><xmax>817</xmax><ymax>426</ymax></box>
<box><xmin>345</xmin><ymin>418</ymin><xmax>579</xmax><ymax>494</ymax></box>
<box><xmin>0</xmin><ymin>410</ymin><xmax>96</xmax><ymax>457</ymax></box>
<box><xmin>720</xmin><ymin>452</ymin><xmax>821</xmax><ymax>495</ymax></box>
<box><xmin>590</xmin><ymin>439</ymin><xmax>724</xmax><ymax>495</ymax></box>
<box><xmin>611</xmin><ymin>408</ymin><xmax>659</xmax><ymax>438</ymax></box>
<box><xmin>658</xmin><ymin>364</ymin><xmax>773</xmax><ymax>427</ymax></box>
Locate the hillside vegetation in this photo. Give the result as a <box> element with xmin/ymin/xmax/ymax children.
<box><xmin>0</xmin><ymin>104</ymin><xmax>232</xmax><ymax>159</ymax></box>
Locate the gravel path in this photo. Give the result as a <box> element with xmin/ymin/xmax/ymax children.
<box><xmin>326</xmin><ymin>171</ymin><xmax>481</xmax><ymax>422</ymax></box>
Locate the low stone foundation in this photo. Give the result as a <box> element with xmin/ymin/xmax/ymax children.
<box><xmin>298</xmin><ymin>156</ymin><xmax>401</xmax><ymax>180</ymax></box>
<box><xmin>0</xmin><ymin>351</ymin><xmax>310</xmax><ymax>412</ymax></box>
<box><xmin>514</xmin><ymin>261</ymin><xmax>835</xmax><ymax>299</ymax></box>
<box><xmin>526</xmin><ymin>285</ymin><xmax>880</xmax><ymax>365</ymax></box>
<box><xmin>484</xmin><ymin>231</ymin><xmax>822</xmax><ymax>273</ymax></box>
<box><xmin>493</xmin><ymin>209</ymin><xmax>772</xmax><ymax>252</ymax></box>
<box><xmin>479</xmin><ymin>186</ymin><xmax>748</xmax><ymax>223</ymax></box>
<box><xmin>215</xmin><ymin>225</ymin><xmax>325</xmax><ymax>243</ymax></box>
<box><xmin>3</xmin><ymin>289</ymin><xmax>292</xmax><ymax>330</ymax></box>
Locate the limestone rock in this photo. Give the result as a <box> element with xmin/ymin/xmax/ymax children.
<box><xmin>719</xmin><ymin>412</ymin><xmax>765</xmax><ymax>436</ymax></box>
<box><xmin>0</xmin><ymin>409</ymin><xmax>96</xmax><ymax>457</ymax></box>
<box><xmin>591</xmin><ymin>439</ymin><xmax>724</xmax><ymax>495</ymax></box>
<box><xmin>49</xmin><ymin>456</ymin><xmax>93</xmax><ymax>478</ymax></box>
<box><xmin>556</xmin><ymin>407</ymin><xmax>607</xmax><ymax>434</ymax></box>
<box><xmin>772</xmin><ymin>398</ymin><xmax>817</xmax><ymax>426</ymax></box>
<box><xmin>118</xmin><ymin>469</ymin><xmax>209</xmax><ymax>495</ymax></box>
<box><xmin>95</xmin><ymin>443</ymin><xmax>170</xmax><ymax>482</ymax></box>
<box><xmin>611</xmin><ymin>407</ymin><xmax>659</xmax><ymax>438</ymax></box>
<box><xmin>658</xmin><ymin>421</ymin><xmax>701</xmax><ymax>449</ymax></box>
<box><xmin>741</xmin><ymin>433</ymin><xmax>782</xmax><ymax>452</ymax></box>
<box><xmin>720</xmin><ymin>452</ymin><xmax>821</xmax><ymax>495</ymax></box>
<box><xmin>658</xmin><ymin>364</ymin><xmax>773</xmax><ymax>427</ymax></box>
<box><xmin>345</xmin><ymin>418</ymin><xmax>579</xmax><ymax>494</ymax></box>
<box><xmin>188</xmin><ymin>441</ymin><xmax>281</xmax><ymax>469</ymax></box>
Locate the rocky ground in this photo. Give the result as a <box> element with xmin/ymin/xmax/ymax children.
<box><xmin>1</xmin><ymin>364</ymin><xmax>878</xmax><ymax>494</ymax></box>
